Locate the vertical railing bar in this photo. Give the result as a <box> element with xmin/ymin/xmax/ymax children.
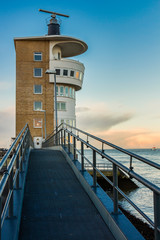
<box><xmin>68</xmin><ymin>133</ymin><xmax>70</xmax><ymax>153</ymax></box>
<box><xmin>8</xmin><ymin>169</ymin><xmax>13</xmax><ymax>218</ymax></box>
<box><xmin>73</xmin><ymin>137</ymin><xmax>76</xmax><ymax>160</ymax></box>
<box><xmin>102</xmin><ymin>142</ymin><xmax>104</xmax><ymax>158</ymax></box>
<box><xmin>58</xmin><ymin>131</ymin><xmax>60</xmax><ymax>145</ymax></box>
<box><xmin>113</xmin><ymin>163</ymin><xmax>118</xmax><ymax>214</ymax></box>
<box><xmin>64</xmin><ymin>130</ymin><xmax>66</xmax><ymax>148</ymax></box>
<box><xmin>81</xmin><ymin>142</ymin><xmax>84</xmax><ymax>171</ymax></box>
<box><xmin>93</xmin><ymin>150</ymin><xmax>97</xmax><ymax>187</ymax></box>
<box><xmin>154</xmin><ymin>191</ymin><xmax>160</xmax><ymax>240</ymax></box>
<box><xmin>61</xmin><ymin>129</ymin><xmax>63</xmax><ymax>146</ymax></box>
<box><xmin>130</xmin><ymin>156</ymin><xmax>134</xmax><ymax>170</ymax></box>
<box><xmin>16</xmin><ymin>152</ymin><xmax>19</xmax><ymax>189</ymax></box>
<box><xmin>0</xmin><ymin>196</ymin><xmax>1</xmax><ymax>240</ymax></box>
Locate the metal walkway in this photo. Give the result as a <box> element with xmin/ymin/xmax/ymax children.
<box><xmin>19</xmin><ymin>149</ymin><xmax>115</xmax><ymax>240</ymax></box>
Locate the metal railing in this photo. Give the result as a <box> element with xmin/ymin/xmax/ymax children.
<box><xmin>0</xmin><ymin>124</ymin><xmax>33</xmax><ymax>239</ymax></box>
<box><xmin>43</xmin><ymin>123</ymin><xmax>160</xmax><ymax>240</ymax></box>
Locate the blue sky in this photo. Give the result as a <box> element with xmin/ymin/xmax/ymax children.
<box><xmin>1</xmin><ymin>0</ymin><xmax>160</xmax><ymax>148</ymax></box>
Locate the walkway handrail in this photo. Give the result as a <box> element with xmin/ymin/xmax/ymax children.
<box><xmin>0</xmin><ymin>124</ymin><xmax>28</xmax><ymax>171</ymax></box>
<box><xmin>63</xmin><ymin>123</ymin><xmax>160</xmax><ymax>170</ymax></box>
<box><xmin>43</xmin><ymin>123</ymin><xmax>160</xmax><ymax>240</ymax></box>
<box><xmin>0</xmin><ymin>124</ymin><xmax>33</xmax><ymax>237</ymax></box>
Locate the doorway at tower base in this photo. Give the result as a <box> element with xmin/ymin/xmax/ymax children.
<box><xmin>34</xmin><ymin>137</ymin><xmax>43</xmax><ymax>149</ymax></box>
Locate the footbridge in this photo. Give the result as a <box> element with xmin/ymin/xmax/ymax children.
<box><xmin>0</xmin><ymin>124</ymin><xmax>160</xmax><ymax>240</ymax></box>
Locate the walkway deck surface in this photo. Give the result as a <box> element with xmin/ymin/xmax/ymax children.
<box><xmin>19</xmin><ymin>149</ymin><xmax>115</xmax><ymax>240</ymax></box>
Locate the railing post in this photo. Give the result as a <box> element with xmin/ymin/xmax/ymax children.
<box><xmin>58</xmin><ymin>131</ymin><xmax>60</xmax><ymax>145</ymax></box>
<box><xmin>93</xmin><ymin>150</ymin><xmax>97</xmax><ymax>187</ymax></box>
<box><xmin>113</xmin><ymin>163</ymin><xmax>118</xmax><ymax>214</ymax></box>
<box><xmin>154</xmin><ymin>192</ymin><xmax>160</xmax><ymax>240</ymax></box>
<box><xmin>64</xmin><ymin>130</ymin><xmax>66</xmax><ymax>148</ymax></box>
<box><xmin>61</xmin><ymin>130</ymin><xmax>63</xmax><ymax>146</ymax></box>
<box><xmin>68</xmin><ymin>133</ymin><xmax>70</xmax><ymax>153</ymax></box>
<box><xmin>73</xmin><ymin>137</ymin><xmax>76</xmax><ymax>160</ymax></box>
<box><xmin>130</xmin><ymin>156</ymin><xmax>134</xmax><ymax>170</ymax></box>
<box><xmin>0</xmin><ymin>196</ymin><xmax>1</xmax><ymax>240</ymax></box>
<box><xmin>81</xmin><ymin>142</ymin><xmax>84</xmax><ymax>171</ymax></box>
<box><xmin>20</xmin><ymin>144</ymin><xmax>23</xmax><ymax>172</ymax></box>
<box><xmin>16</xmin><ymin>152</ymin><xmax>20</xmax><ymax>189</ymax></box>
<box><xmin>9</xmin><ymin>169</ymin><xmax>14</xmax><ymax>218</ymax></box>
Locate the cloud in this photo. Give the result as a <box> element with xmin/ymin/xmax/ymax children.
<box><xmin>0</xmin><ymin>107</ymin><xmax>15</xmax><ymax>148</ymax></box>
<box><xmin>76</xmin><ymin>107</ymin><xmax>90</xmax><ymax>113</ymax></box>
<box><xmin>98</xmin><ymin>129</ymin><xmax>160</xmax><ymax>149</ymax></box>
<box><xmin>77</xmin><ymin>110</ymin><xmax>133</xmax><ymax>131</ymax></box>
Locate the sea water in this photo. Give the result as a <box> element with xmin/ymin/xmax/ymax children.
<box><xmin>81</xmin><ymin>148</ymin><xmax>160</xmax><ymax>224</ymax></box>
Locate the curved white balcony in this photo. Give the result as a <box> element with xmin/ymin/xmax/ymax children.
<box><xmin>49</xmin><ymin>59</ymin><xmax>85</xmax><ymax>91</ymax></box>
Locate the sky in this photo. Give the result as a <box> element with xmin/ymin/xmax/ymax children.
<box><xmin>1</xmin><ymin>0</ymin><xmax>160</xmax><ymax>148</ymax></box>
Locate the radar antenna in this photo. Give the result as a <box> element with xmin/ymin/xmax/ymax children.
<box><xmin>39</xmin><ymin>9</ymin><xmax>69</xmax><ymax>19</ymax></box>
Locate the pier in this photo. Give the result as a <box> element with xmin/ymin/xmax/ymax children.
<box><xmin>0</xmin><ymin>123</ymin><xmax>160</xmax><ymax>240</ymax></box>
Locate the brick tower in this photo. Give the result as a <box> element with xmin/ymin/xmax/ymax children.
<box><xmin>14</xmin><ymin>10</ymin><xmax>88</xmax><ymax>148</ymax></box>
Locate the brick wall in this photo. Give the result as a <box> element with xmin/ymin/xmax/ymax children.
<box><xmin>15</xmin><ymin>40</ymin><xmax>54</xmax><ymax>138</ymax></box>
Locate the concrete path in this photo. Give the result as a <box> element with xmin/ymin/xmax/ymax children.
<box><xmin>19</xmin><ymin>149</ymin><xmax>115</xmax><ymax>240</ymax></box>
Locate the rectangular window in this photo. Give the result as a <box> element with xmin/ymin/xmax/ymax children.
<box><xmin>34</xmin><ymin>68</ymin><xmax>42</xmax><ymax>77</ymax></box>
<box><xmin>73</xmin><ymin>88</ymin><xmax>75</xmax><ymax>99</ymax></box>
<box><xmin>75</xmin><ymin>71</ymin><xmax>79</xmax><ymax>79</ymax></box>
<box><xmin>34</xmin><ymin>101</ymin><xmax>42</xmax><ymax>111</ymax></box>
<box><xmin>56</xmin><ymin>69</ymin><xmax>61</xmax><ymax>75</ymax></box>
<box><xmin>57</xmin><ymin>102</ymin><xmax>60</xmax><ymax>110</ymax></box>
<box><xmin>34</xmin><ymin>52</ymin><xmax>42</xmax><ymax>61</ymax></box>
<box><xmin>79</xmin><ymin>72</ymin><xmax>83</xmax><ymax>80</ymax></box>
<box><xmin>61</xmin><ymin>102</ymin><xmax>66</xmax><ymax>110</ymax></box>
<box><xmin>63</xmin><ymin>69</ymin><xmax>68</xmax><ymax>76</ymax></box>
<box><xmin>34</xmin><ymin>118</ymin><xmax>42</xmax><ymax>128</ymax></box>
<box><xmin>34</xmin><ymin>85</ymin><xmax>42</xmax><ymax>94</ymax></box>
<box><xmin>57</xmin><ymin>102</ymin><xmax>66</xmax><ymax>111</ymax></box>
<box><xmin>65</xmin><ymin>87</ymin><xmax>68</xmax><ymax>97</ymax></box>
<box><xmin>70</xmin><ymin>88</ymin><xmax>73</xmax><ymax>98</ymax></box>
<box><xmin>60</xmin><ymin>86</ymin><xmax>64</xmax><ymax>96</ymax></box>
<box><xmin>70</xmin><ymin>70</ymin><xmax>74</xmax><ymax>77</ymax></box>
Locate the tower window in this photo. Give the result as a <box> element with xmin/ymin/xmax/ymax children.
<box><xmin>34</xmin><ymin>118</ymin><xmax>42</xmax><ymax>128</ymax></box>
<box><xmin>60</xmin><ymin>86</ymin><xmax>64</xmax><ymax>96</ymax></box>
<box><xmin>65</xmin><ymin>87</ymin><xmax>68</xmax><ymax>97</ymax></box>
<box><xmin>34</xmin><ymin>52</ymin><xmax>42</xmax><ymax>61</ymax></box>
<box><xmin>70</xmin><ymin>88</ymin><xmax>73</xmax><ymax>98</ymax></box>
<box><xmin>79</xmin><ymin>72</ymin><xmax>83</xmax><ymax>80</ymax></box>
<box><xmin>34</xmin><ymin>85</ymin><xmax>42</xmax><ymax>94</ymax></box>
<box><xmin>56</xmin><ymin>69</ymin><xmax>61</xmax><ymax>75</ymax></box>
<box><xmin>75</xmin><ymin>71</ymin><xmax>79</xmax><ymax>79</ymax></box>
<box><xmin>34</xmin><ymin>68</ymin><xmax>42</xmax><ymax>77</ymax></box>
<box><xmin>34</xmin><ymin>101</ymin><xmax>42</xmax><ymax>111</ymax></box>
<box><xmin>70</xmin><ymin>70</ymin><xmax>75</xmax><ymax>77</ymax></box>
<box><xmin>63</xmin><ymin>69</ymin><xmax>68</xmax><ymax>76</ymax></box>
<box><xmin>73</xmin><ymin>89</ymin><xmax>75</xmax><ymax>99</ymax></box>
<box><xmin>57</xmin><ymin>102</ymin><xmax>66</xmax><ymax>111</ymax></box>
